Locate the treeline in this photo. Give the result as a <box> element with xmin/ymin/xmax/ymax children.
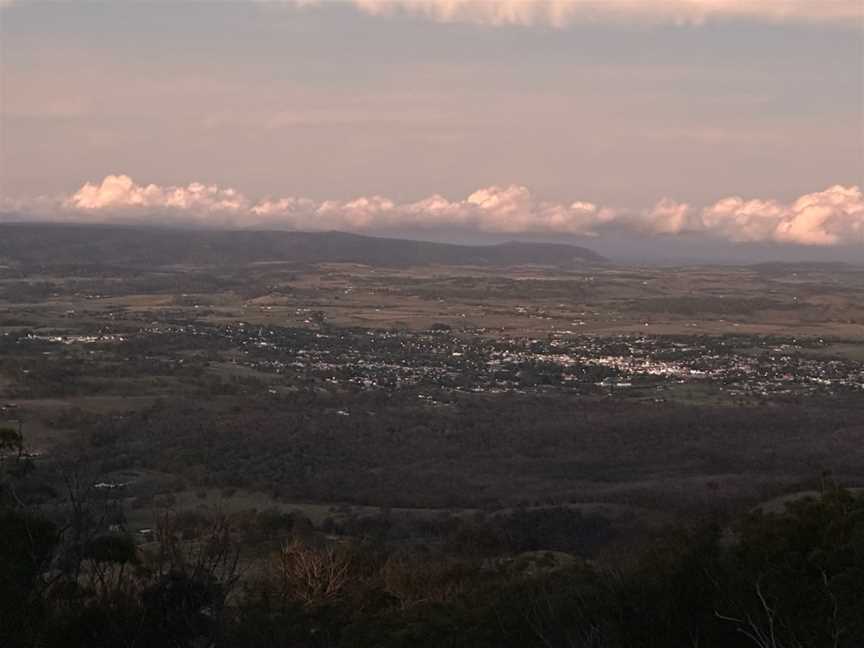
<box><xmin>2</xmin><ymin>465</ymin><xmax>863</xmax><ymax>647</ymax></box>
<box><xmin>84</xmin><ymin>392</ymin><xmax>864</xmax><ymax>511</ymax></box>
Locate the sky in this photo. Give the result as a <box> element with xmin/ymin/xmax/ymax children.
<box><xmin>1</xmin><ymin>0</ymin><xmax>863</xmax><ymax>261</ymax></box>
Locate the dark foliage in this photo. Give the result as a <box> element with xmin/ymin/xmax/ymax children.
<box><xmin>2</xmin><ymin>483</ymin><xmax>862</xmax><ymax>648</ymax></box>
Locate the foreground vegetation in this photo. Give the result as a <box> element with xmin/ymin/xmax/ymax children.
<box><xmin>3</xmin><ymin>428</ymin><xmax>862</xmax><ymax>647</ymax></box>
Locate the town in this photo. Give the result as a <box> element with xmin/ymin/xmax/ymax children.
<box><xmin>8</xmin><ymin>322</ymin><xmax>864</xmax><ymax>404</ymax></box>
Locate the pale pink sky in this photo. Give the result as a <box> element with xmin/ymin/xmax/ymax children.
<box><xmin>1</xmin><ymin>1</ymin><xmax>862</xmax><ymax>250</ymax></box>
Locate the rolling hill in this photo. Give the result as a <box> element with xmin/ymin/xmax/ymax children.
<box><xmin>0</xmin><ymin>223</ymin><xmax>606</xmax><ymax>268</ymax></box>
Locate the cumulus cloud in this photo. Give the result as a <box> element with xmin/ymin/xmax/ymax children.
<box><xmin>642</xmin><ymin>198</ymin><xmax>695</xmax><ymax>235</ymax></box>
<box><xmin>66</xmin><ymin>175</ymin><xmax>249</xmax><ymax>213</ymax></box>
<box><xmin>5</xmin><ymin>0</ymin><xmax>860</xmax><ymax>23</ymax></box>
<box><xmin>4</xmin><ymin>174</ymin><xmax>863</xmax><ymax>246</ymax></box>
<box><xmin>297</xmin><ymin>0</ymin><xmax>863</xmax><ymax>27</ymax></box>
<box><xmin>701</xmin><ymin>185</ymin><xmax>864</xmax><ymax>246</ymax></box>
<box><xmin>253</xmin><ymin>185</ymin><xmax>614</xmax><ymax>234</ymax></box>
<box><xmin>636</xmin><ymin>185</ymin><xmax>864</xmax><ymax>246</ymax></box>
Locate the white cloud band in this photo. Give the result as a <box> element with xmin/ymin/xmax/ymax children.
<box><xmin>300</xmin><ymin>0</ymin><xmax>863</xmax><ymax>27</ymax></box>
<box><xmin>4</xmin><ymin>174</ymin><xmax>862</xmax><ymax>247</ymax></box>
<box><xmin>4</xmin><ymin>0</ymin><xmax>860</xmax><ymax>24</ymax></box>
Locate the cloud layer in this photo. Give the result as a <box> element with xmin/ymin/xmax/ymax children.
<box><xmin>4</xmin><ymin>174</ymin><xmax>862</xmax><ymax>247</ymax></box>
<box><xmin>4</xmin><ymin>0</ymin><xmax>860</xmax><ymax>24</ymax></box>
<box><xmin>300</xmin><ymin>0</ymin><xmax>863</xmax><ymax>27</ymax></box>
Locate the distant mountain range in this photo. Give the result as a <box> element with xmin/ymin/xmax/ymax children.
<box><xmin>0</xmin><ymin>223</ymin><xmax>606</xmax><ymax>268</ymax></box>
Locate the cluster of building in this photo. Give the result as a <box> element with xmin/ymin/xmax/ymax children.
<box><xmin>140</xmin><ymin>325</ymin><xmax>864</xmax><ymax>398</ymax></box>
<box><xmin>10</xmin><ymin>324</ymin><xmax>864</xmax><ymax>399</ymax></box>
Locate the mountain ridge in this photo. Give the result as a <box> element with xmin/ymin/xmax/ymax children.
<box><xmin>0</xmin><ymin>222</ymin><xmax>607</xmax><ymax>268</ymax></box>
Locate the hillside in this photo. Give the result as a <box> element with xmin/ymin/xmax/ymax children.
<box><xmin>0</xmin><ymin>223</ymin><xmax>606</xmax><ymax>268</ymax></box>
